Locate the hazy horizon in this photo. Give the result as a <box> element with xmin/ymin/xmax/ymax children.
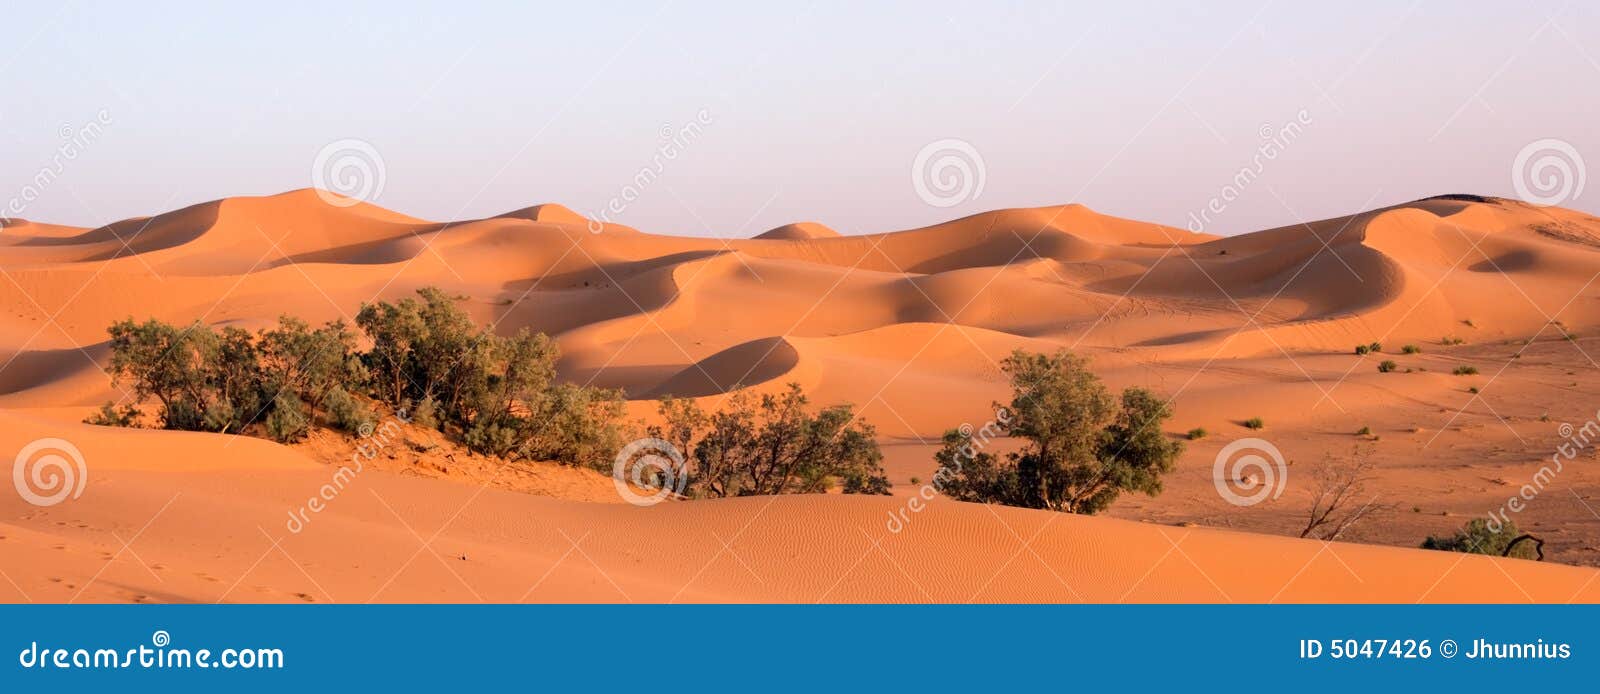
<box><xmin>2</xmin><ymin>1</ymin><xmax>1595</xmax><ymax>236</ymax></box>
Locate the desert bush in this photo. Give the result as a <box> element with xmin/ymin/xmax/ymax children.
<box><xmin>456</xmin><ymin>328</ymin><xmax>625</xmax><ymax>467</ymax></box>
<box><xmin>99</xmin><ymin>287</ymin><xmax>639</xmax><ymax>472</ymax></box>
<box><xmin>324</xmin><ymin>386</ymin><xmax>376</xmax><ymax>434</ymax></box>
<box><xmin>1368</xmin><ymin>342</ymin><xmax>1382</xmax><ymax>353</ymax></box>
<box><xmin>84</xmin><ymin>401</ymin><xmax>141</xmax><ymax>427</ymax></box>
<box><xmin>933</xmin><ymin>349</ymin><xmax>1182</xmax><ymax>514</ymax></box>
<box><xmin>1453</xmin><ymin>365</ymin><xmax>1479</xmax><ymax>375</ymax></box>
<box><xmin>106</xmin><ymin>319</ymin><xmax>267</xmax><ymax>433</ymax></box>
<box><xmin>1186</xmin><ymin>427</ymin><xmax>1207</xmax><ymax>440</ymax></box>
<box><xmin>652</xmin><ymin>383</ymin><xmax>890</xmax><ymax>497</ymax></box>
<box><xmin>356</xmin><ymin>288</ymin><xmax>496</xmax><ymax>424</ymax></box>
<box><xmin>1243</xmin><ymin>417</ymin><xmax>1264</xmax><ymax>430</ymax></box>
<box><xmin>1353</xmin><ymin>344</ymin><xmax>1369</xmax><ymax>355</ymax></box>
<box><xmin>1355</xmin><ymin>426</ymin><xmax>1371</xmax><ymax>436</ymax></box>
<box><xmin>410</xmin><ymin>395</ymin><xmax>440</xmax><ymax>430</ymax></box>
<box><xmin>1401</xmin><ymin>344</ymin><xmax>1421</xmax><ymax>354</ymax></box>
<box><xmin>521</xmin><ymin>382</ymin><xmax>627</xmax><ymax>468</ymax></box>
<box><xmin>1377</xmin><ymin>360</ymin><xmax>1398</xmax><ymax>373</ymax></box>
<box><xmin>259</xmin><ymin>316</ymin><xmax>360</xmax><ymax>415</ymax></box>
<box><xmin>106</xmin><ymin>318</ymin><xmax>217</xmax><ymax>429</ymax></box>
<box><xmin>264</xmin><ymin>392</ymin><xmax>311</xmax><ymax>443</ymax></box>
<box><xmin>1422</xmin><ymin>518</ymin><xmax>1539</xmax><ymax>560</ymax></box>
<box><xmin>355</xmin><ymin>295</ymin><xmax>426</xmax><ymax>408</ymax></box>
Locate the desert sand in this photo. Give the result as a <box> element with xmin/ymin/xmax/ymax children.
<box><xmin>2</xmin><ymin>190</ymin><xmax>1599</xmax><ymax>602</ymax></box>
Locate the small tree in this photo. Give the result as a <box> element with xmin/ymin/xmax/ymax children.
<box><xmin>935</xmin><ymin>349</ymin><xmax>1183</xmax><ymax>513</ymax></box>
<box><xmin>1299</xmin><ymin>449</ymin><xmax>1387</xmax><ymax>541</ymax></box>
<box><xmin>259</xmin><ymin>316</ymin><xmax>358</xmax><ymax>415</ymax></box>
<box><xmin>106</xmin><ymin>318</ymin><xmax>214</xmax><ymax>428</ymax></box>
<box><xmin>355</xmin><ymin>296</ymin><xmax>426</xmax><ymax>408</ymax></box>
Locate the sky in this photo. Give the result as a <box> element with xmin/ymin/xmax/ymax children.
<box><xmin>1</xmin><ymin>0</ymin><xmax>1596</xmax><ymax>237</ymax></box>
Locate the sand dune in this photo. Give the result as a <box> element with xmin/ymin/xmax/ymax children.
<box><xmin>4</xmin><ymin>190</ymin><xmax>1600</xmax><ymax>602</ymax></box>
<box><xmin>754</xmin><ymin>221</ymin><xmax>841</xmax><ymax>240</ymax></box>
<box><xmin>2</xmin><ymin>413</ymin><xmax>1594</xmax><ymax>604</ymax></box>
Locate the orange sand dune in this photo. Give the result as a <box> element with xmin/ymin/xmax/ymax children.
<box><xmin>755</xmin><ymin>221</ymin><xmax>842</xmax><ymax>240</ymax></box>
<box><xmin>3</xmin><ymin>190</ymin><xmax>1600</xmax><ymax>602</ymax></box>
<box><xmin>2</xmin><ymin>414</ymin><xmax>1594</xmax><ymax>604</ymax></box>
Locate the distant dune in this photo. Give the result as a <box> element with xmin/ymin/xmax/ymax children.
<box><xmin>754</xmin><ymin>221</ymin><xmax>842</xmax><ymax>240</ymax></box>
<box><xmin>3</xmin><ymin>189</ymin><xmax>1600</xmax><ymax>602</ymax></box>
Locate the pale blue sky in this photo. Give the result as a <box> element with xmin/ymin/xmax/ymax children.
<box><xmin>1</xmin><ymin>1</ymin><xmax>1595</xmax><ymax>236</ymax></box>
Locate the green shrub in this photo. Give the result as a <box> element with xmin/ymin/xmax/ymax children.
<box><xmin>259</xmin><ymin>316</ymin><xmax>359</xmax><ymax>415</ymax></box>
<box><xmin>1453</xmin><ymin>365</ymin><xmax>1479</xmax><ymax>375</ymax></box>
<box><xmin>1402</xmin><ymin>344</ymin><xmax>1421</xmax><ymax>354</ymax></box>
<box><xmin>409</xmin><ymin>395</ymin><xmax>440</xmax><ymax>430</ymax></box>
<box><xmin>655</xmin><ymin>383</ymin><xmax>890</xmax><ymax>497</ymax></box>
<box><xmin>1422</xmin><ymin>518</ymin><xmax>1538</xmax><ymax>560</ymax></box>
<box><xmin>1378</xmin><ymin>360</ymin><xmax>1398</xmax><ymax>373</ymax></box>
<box><xmin>1368</xmin><ymin>342</ymin><xmax>1382</xmax><ymax>353</ymax></box>
<box><xmin>1243</xmin><ymin>417</ymin><xmax>1264</xmax><ymax>430</ymax></box>
<box><xmin>931</xmin><ymin>350</ymin><xmax>1181</xmax><ymax>514</ymax></box>
<box><xmin>106</xmin><ymin>318</ymin><xmax>219</xmax><ymax>430</ymax></box>
<box><xmin>84</xmin><ymin>401</ymin><xmax>141</xmax><ymax>427</ymax></box>
<box><xmin>356</xmin><ymin>287</ymin><xmax>492</xmax><ymax>423</ymax></box>
<box><xmin>324</xmin><ymin>386</ymin><xmax>376</xmax><ymax>434</ymax></box>
<box><xmin>264</xmin><ymin>393</ymin><xmax>311</xmax><ymax>443</ymax></box>
<box><xmin>463</xmin><ymin>420</ymin><xmax>519</xmax><ymax>457</ymax></box>
<box><xmin>1356</xmin><ymin>426</ymin><xmax>1372</xmax><ymax>436</ymax></box>
<box><xmin>1186</xmin><ymin>427</ymin><xmax>1207</xmax><ymax>440</ymax></box>
<box><xmin>1354</xmin><ymin>344</ymin><xmax>1370</xmax><ymax>355</ymax></box>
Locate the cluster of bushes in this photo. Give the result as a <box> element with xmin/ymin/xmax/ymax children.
<box><xmin>355</xmin><ymin>288</ymin><xmax>624</xmax><ymax>467</ymax></box>
<box><xmin>932</xmin><ymin>350</ymin><xmax>1183</xmax><ymax>514</ymax></box>
<box><xmin>646</xmin><ymin>384</ymin><xmax>890</xmax><ymax>497</ymax></box>
<box><xmin>95</xmin><ymin>287</ymin><xmax>626</xmax><ymax>469</ymax></box>
<box><xmin>98</xmin><ymin>315</ymin><xmax>369</xmax><ymax>442</ymax></box>
<box><xmin>93</xmin><ymin>288</ymin><xmax>890</xmax><ymax>497</ymax></box>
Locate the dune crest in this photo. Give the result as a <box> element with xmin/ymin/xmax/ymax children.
<box><xmin>754</xmin><ymin>221</ymin><xmax>841</xmax><ymax>240</ymax></box>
